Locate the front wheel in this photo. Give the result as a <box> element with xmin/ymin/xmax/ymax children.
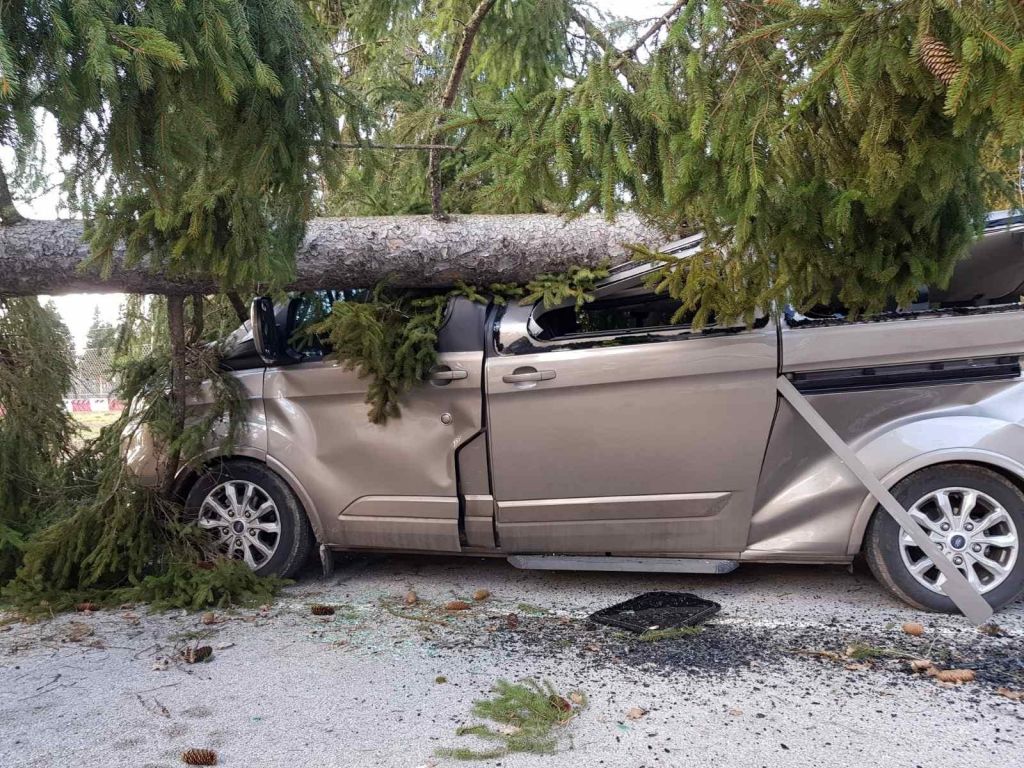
<box><xmin>864</xmin><ymin>464</ymin><xmax>1024</xmax><ymax>612</ymax></box>
<box><xmin>185</xmin><ymin>460</ymin><xmax>314</xmax><ymax>578</ymax></box>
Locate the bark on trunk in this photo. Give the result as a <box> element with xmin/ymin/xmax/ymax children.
<box><xmin>0</xmin><ymin>213</ymin><xmax>665</xmax><ymax>296</ymax></box>
<box><xmin>0</xmin><ymin>165</ymin><xmax>25</xmax><ymax>226</ymax></box>
<box><xmin>160</xmin><ymin>295</ymin><xmax>187</xmax><ymax>495</ymax></box>
<box><xmin>187</xmin><ymin>294</ymin><xmax>205</xmax><ymax>345</ymax></box>
<box><xmin>227</xmin><ymin>292</ymin><xmax>249</xmax><ymax>324</ymax></box>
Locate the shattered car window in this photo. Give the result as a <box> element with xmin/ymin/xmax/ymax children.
<box><xmin>533</xmin><ymin>292</ymin><xmax>698</xmax><ymax>340</ymax></box>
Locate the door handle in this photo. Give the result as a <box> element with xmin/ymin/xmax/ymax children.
<box><xmin>502</xmin><ymin>367</ymin><xmax>556</xmax><ymax>384</ymax></box>
<box><xmin>427</xmin><ymin>367</ymin><xmax>469</xmax><ymax>383</ymax></box>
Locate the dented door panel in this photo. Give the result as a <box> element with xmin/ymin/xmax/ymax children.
<box><xmin>265</xmin><ymin>350</ymin><xmax>483</xmax><ymax>550</ymax></box>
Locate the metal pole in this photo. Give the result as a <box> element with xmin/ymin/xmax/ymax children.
<box><xmin>776</xmin><ymin>376</ymin><xmax>993</xmax><ymax>625</ymax></box>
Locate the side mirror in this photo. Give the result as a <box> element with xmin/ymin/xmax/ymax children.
<box><xmin>251</xmin><ymin>296</ymin><xmax>288</xmax><ymax>365</ymax></box>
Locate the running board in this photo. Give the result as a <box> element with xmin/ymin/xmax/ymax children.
<box><xmin>507</xmin><ymin>555</ymin><xmax>738</xmax><ymax>574</ymax></box>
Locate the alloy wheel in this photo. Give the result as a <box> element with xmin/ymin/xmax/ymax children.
<box><xmin>197</xmin><ymin>480</ymin><xmax>281</xmax><ymax>570</ymax></box>
<box><xmin>899</xmin><ymin>486</ymin><xmax>1019</xmax><ymax>595</ymax></box>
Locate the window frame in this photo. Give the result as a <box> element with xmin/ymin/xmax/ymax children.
<box><xmin>493</xmin><ymin>250</ymin><xmax>766</xmax><ymax>357</ymax></box>
<box><xmin>528</xmin><ymin>286</ymin><xmax>702</xmax><ymax>344</ymax></box>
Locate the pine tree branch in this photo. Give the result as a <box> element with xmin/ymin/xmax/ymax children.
<box><xmin>337</xmin><ymin>38</ymin><xmax>390</xmax><ymax>59</ymax></box>
<box><xmin>0</xmin><ymin>163</ymin><xmax>25</xmax><ymax>227</ymax></box>
<box><xmin>614</xmin><ymin>0</ymin><xmax>688</xmax><ymax>69</ymax></box>
<box><xmin>162</xmin><ymin>295</ymin><xmax>187</xmax><ymax>495</ymax></box>
<box><xmin>333</xmin><ymin>142</ymin><xmax>457</xmax><ymax>151</ymax></box>
<box><xmin>567</xmin><ymin>8</ymin><xmax>642</xmax><ymax>89</ymax></box>
<box><xmin>429</xmin><ymin>0</ymin><xmax>498</xmax><ymax>220</ymax></box>
<box><xmin>569</xmin><ymin>8</ymin><xmax>620</xmax><ymax>58</ymax></box>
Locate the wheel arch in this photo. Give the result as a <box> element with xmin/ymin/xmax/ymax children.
<box><xmin>174</xmin><ymin>450</ymin><xmax>326</xmax><ymax>544</ymax></box>
<box><xmin>846</xmin><ymin>448</ymin><xmax>1024</xmax><ymax>554</ymax></box>
<box><xmin>169</xmin><ymin>445</ymin><xmax>267</xmax><ymax>502</ymax></box>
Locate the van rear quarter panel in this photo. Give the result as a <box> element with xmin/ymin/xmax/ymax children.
<box><xmin>748</xmin><ymin>310</ymin><xmax>1024</xmax><ymax>561</ymax></box>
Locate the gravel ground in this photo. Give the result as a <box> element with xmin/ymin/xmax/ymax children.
<box><xmin>2</xmin><ymin>557</ymin><xmax>1023</xmax><ymax>767</ymax></box>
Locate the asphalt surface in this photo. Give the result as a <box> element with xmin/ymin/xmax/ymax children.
<box><xmin>1</xmin><ymin>556</ymin><xmax>1022</xmax><ymax>767</ymax></box>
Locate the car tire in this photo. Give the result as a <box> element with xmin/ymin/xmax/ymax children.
<box><xmin>864</xmin><ymin>464</ymin><xmax>1024</xmax><ymax>612</ymax></box>
<box><xmin>185</xmin><ymin>459</ymin><xmax>314</xmax><ymax>578</ymax></box>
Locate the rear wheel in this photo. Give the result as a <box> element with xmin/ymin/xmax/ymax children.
<box><xmin>864</xmin><ymin>464</ymin><xmax>1024</xmax><ymax>612</ymax></box>
<box><xmin>185</xmin><ymin>460</ymin><xmax>313</xmax><ymax>578</ymax></box>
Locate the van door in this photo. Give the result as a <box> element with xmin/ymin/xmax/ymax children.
<box><xmin>265</xmin><ymin>296</ymin><xmax>487</xmax><ymax>552</ymax></box>
<box><xmin>485</xmin><ymin>269</ymin><xmax>778</xmax><ymax>556</ymax></box>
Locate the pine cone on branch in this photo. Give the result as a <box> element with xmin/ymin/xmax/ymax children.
<box><xmin>182</xmin><ymin>747</ymin><xmax>217</xmax><ymax>766</ymax></box>
<box><xmin>919</xmin><ymin>35</ymin><xmax>960</xmax><ymax>85</ymax></box>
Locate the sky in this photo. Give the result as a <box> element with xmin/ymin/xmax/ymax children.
<box><xmin>22</xmin><ymin>0</ymin><xmax>670</xmax><ymax>352</ymax></box>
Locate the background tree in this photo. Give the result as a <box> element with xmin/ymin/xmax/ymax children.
<box><xmin>84</xmin><ymin>308</ymin><xmax>117</xmax><ymax>352</ymax></box>
<box><xmin>0</xmin><ymin>298</ymin><xmax>75</xmax><ymax>581</ymax></box>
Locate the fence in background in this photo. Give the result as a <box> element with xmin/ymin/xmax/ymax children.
<box><xmin>66</xmin><ymin>398</ymin><xmax>125</xmax><ymax>413</ymax></box>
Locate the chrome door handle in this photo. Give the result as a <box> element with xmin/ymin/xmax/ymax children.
<box><xmin>428</xmin><ymin>368</ymin><xmax>469</xmax><ymax>383</ymax></box>
<box><xmin>502</xmin><ymin>367</ymin><xmax>556</xmax><ymax>384</ymax></box>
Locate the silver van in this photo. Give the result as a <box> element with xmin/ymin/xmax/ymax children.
<box><xmin>125</xmin><ymin>212</ymin><xmax>1024</xmax><ymax>612</ymax></box>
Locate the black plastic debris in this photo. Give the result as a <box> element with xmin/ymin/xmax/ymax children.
<box><xmin>589</xmin><ymin>591</ymin><xmax>720</xmax><ymax>633</ymax></box>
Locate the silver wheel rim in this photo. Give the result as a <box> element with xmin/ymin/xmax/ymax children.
<box><xmin>197</xmin><ymin>480</ymin><xmax>281</xmax><ymax>570</ymax></box>
<box><xmin>899</xmin><ymin>486</ymin><xmax>1019</xmax><ymax>595</ymax></box>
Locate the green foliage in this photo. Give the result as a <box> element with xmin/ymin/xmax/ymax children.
<box><xmin>522</xmin><ymin>1</ymin><xmax>1024</xmax><ymax>321</ymax></box>
<box><xmin>304</xmin><ymin>285</ymin><xmax>452</xmax><ymax>424</ymax></box>
<box><xmin>522</xmin><ymin>263</ymin><xmax>610</xmax><ymax>310</ymax></box>
<box><xmin>438</xmin><ymin>679</ymin><xmax>586</xmax><ymax>760</ymax></box>
<box><xmin>633</xmin><ymin>0</ymin><xmax>1022</xmax><ymax>318</ymax></box>
<box><xmin>1</xmin><ymin>2</ymin><xmax>335</xmax><ymax>612</ymax></box>
<box><xmin>84</xmin><ymin>307</ymin><xmax>117</xmax><ymax>351</ymax></box>
<box><xmin>118</xmin><ymin>346</ymin><xmax>245</xmax><ymax>472</ymax></box>
<box><xmin>305</xmin><ymin>279</ymin><xmax>513</xmax><ymax>423</ymax></box>
<box><xmin>0</xmin><ymin>298</ymin><xmax>75</xmax><ymax>581</ymax></box>
<box><xmin>325</xmin><ymin>0</ymin><xmax>588</xmax><ymax>216</ymax></box>
<box><xmin>2</xmin><ymin>330</ymin><xmax>264</xmax><ymax>614</ymax></box>
<box><xmin>130</xmin><ymin>559</ymin><xmax>285</xmax><ymax>612</ymax></box>
<box><xmin>6</xmin><ymin>437</ymin><xmax>164</xmax><ymax>601</ymax></box>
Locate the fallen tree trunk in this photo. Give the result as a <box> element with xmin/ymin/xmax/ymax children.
<box><xmin>0</xmin><ymin>213</ymin><xmax>666</xmax><ymax>296</ymax></box>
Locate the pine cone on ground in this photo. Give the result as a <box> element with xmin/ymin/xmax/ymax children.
<box><xmin>182</xmin><ymin>645</ymin><xmax>213</xmax><ymax>664</ymax></box>
<box><xmin>919</xmin><ymin>35</ymin><xmax>960</xmax><ymax>85</ymax></box>
<box><xmin>182</xmin><ymin>747</ymin><xmax>217</xmax><ymax>766</ymax></box>
<box><xmin>310</xmin><ymin>604</ymin><xmax>335</xmax><ymax>616</ymax></box>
